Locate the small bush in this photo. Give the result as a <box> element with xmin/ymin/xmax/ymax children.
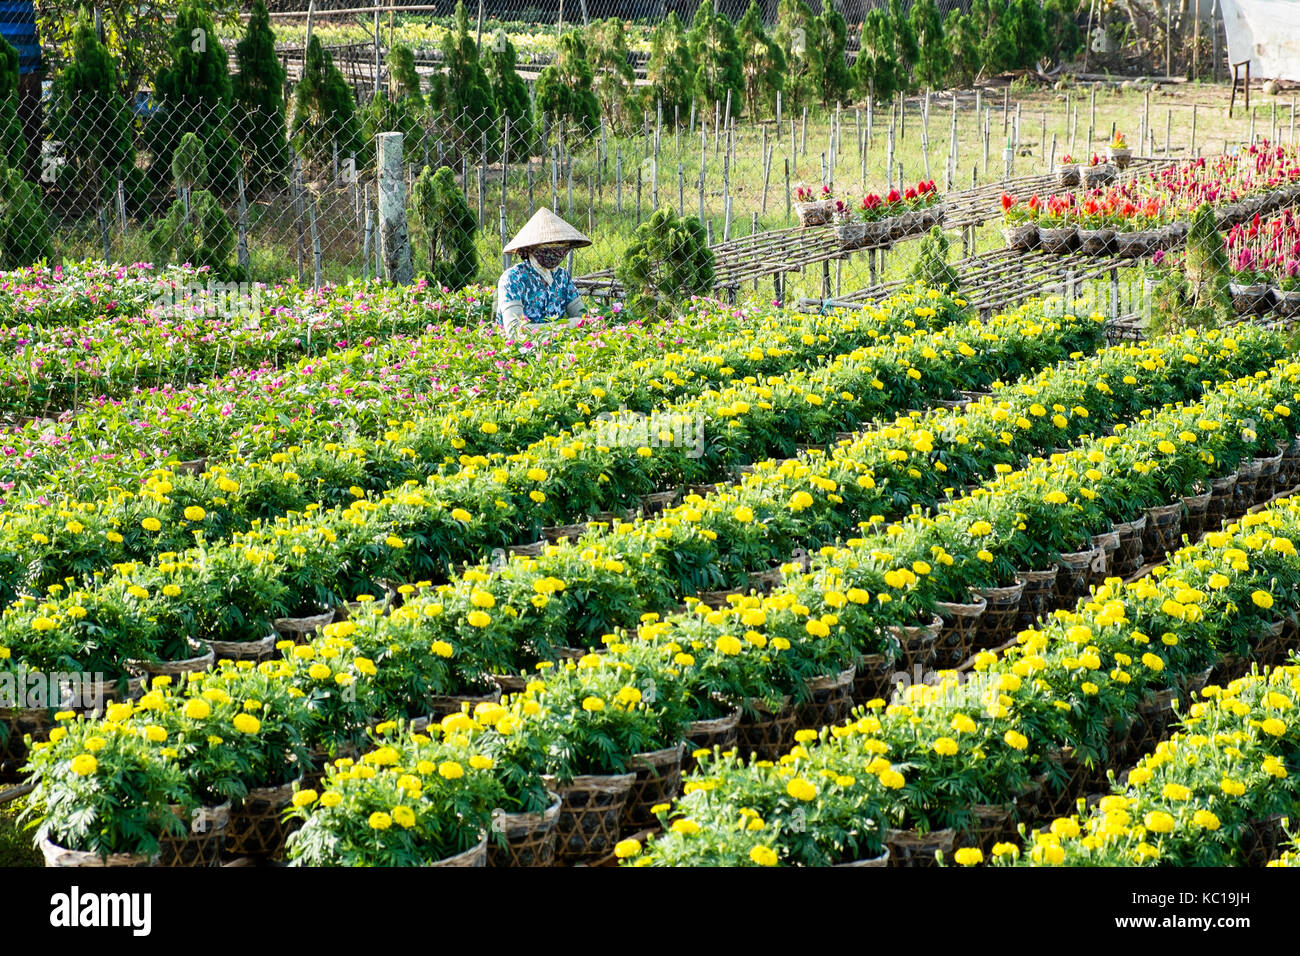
<box><xmin>616</xmin><ymin>207</ymin><xmax>714</xmax><ymax>321</ymax></box>
<box><xmin>410</xmin><ymin>165</ymin><xmax>478</xmax><ymax>291</ymax></box>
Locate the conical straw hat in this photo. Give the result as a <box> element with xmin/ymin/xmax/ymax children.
<box><xmin>503</xmin><ymin>207</ymin><xmax>591</xmax><ymax>254</ymax></box>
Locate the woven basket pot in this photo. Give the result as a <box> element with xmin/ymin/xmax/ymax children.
<box><xmin>747</xmin><ymin>566</ymin><xmax>786</xmax><ymax>593</ymax></box>
<box><xmin>1128</xmin><ymin>689</ymin><xmax>1178</xmax><ymax>757</ymax></box>
<box><xmin>1</xmin><ymin>706</ymin><xmax>54</xmax><ymax>783</ymax></box>
<box><xmin>1280</xmin><ymin>438</ymin><xmax>1300</xmax><ymax>488</ymax></box>
<box><xmin>1142</xmin><ymin>502</ymin><xmax>1185</xmax><ymax>563</ymax></box>
<box><xmin>1002</xmin><ymin>222</ymin><xmax>1039</xmax><ymax>251</ymax></box>
<box><xmin>125</xmin><ymin>641</ymin><xmax>214</xmax><ymax>681</ymax></box>
<box><xmin>1241</xmin><ymin>813</ymin><xmax>1290</xmax><ymax>867</ymax></box>
<box><xmin>623</xmin><ymin>743</ymin><xmax>687</xmax><ymax>832</ymax></box>
<box><xmin>834</xmin><ymin>220</ymin><xmax>868</xmax><ymax>249</ymax></box>
<box><xmin>1114</xmin><ymin>230</ymin><xmax>1159</xmax><ymax>258</ymax></box>
<box><xmin>795</xmin><ymin>666</ymin><xmax>857</xmax><ymax>729</ymax></box>
<box><xmin>794</xmin><ymin>199</ymin><xmax>834</xmax><ymax>227</ymax></box>
<box><xmin>641</xmin><ymin>490</ymin><xmax>679</xmax><ymax>515</ymax></box>
<box><xmin>736</xmin><ymin>698</ymin><xmax>795</xmax><ymax>763</ymax></box>
<box><xmin>957</xmin><ymin>804</ymin><xmax>1013</xmax><ymax>854</ymax></box>
<box><xmin>1248</xmin><ymin>618</ymin><xmax>1289</xmax><ymax>669</ymax></box>
<box><xmin>851</xmin><ymin>653</ymin><xmax>895</xmax><ymax>705</ymax></box>
<box><xmin>1274</xmin><ymin>288</ymin><xmax>1300</xmax><ymax>320</ymax></box>
<box><xmin>431</xmin><ymin>834</ymin><xmax>488</xmax><ymax>868</ymax></box>
<box><xmin>697</xmin><ymin>588</ymin><xmax>746</xmax><ymax>610</ymax></box>
<box><xmin>488</xmin><ymin>792</ymin><xmax>562</xmax><ymax>867</ymax></box>
<box><xmin>885</xmin><ymin>827</ymin><xmax>956</xmax><ymax>868</ymax></box>
<box><xmin>40</xmin><ymin>837</ymin><xmax>157</xmax><ymax>868</ymax></box>
<box><xmin>1080</xmin><ymin>163</ymin><xmax>1116</xmax><ymax>188</ymax></box>
<box><xmin>541</xmin><ymin>522</ymin><xmax>591</xmax><ymax>543</ymax></box>
<box><xmin>1254</xmin><ymin>452</ymin><xmax>1285</xmax><ymax>505</ymax></box>
<box><xmin>1206</xmin><ymin>473</ymin><xmax>1237</xmax><ymax>528</ymax></box>
<box><xmin>74</xmin><ymin>675</ymin><xmax>145</xmax><ymax>717</ymax></box>
<box><xmin>684</xmin><ymin>707</ymin><xmax>742</xmax><ymax>770</ymax></box>
<box><xmin>834</xmin><ymin>845</ymin><xmax>891</xmax><ymax>867</ymax></box>
<box><xmin>209</xmin><ymin>631</ymin><xmax>279</xmax><ymax>663</ymax></box>
<box><xmin>492</xmin><ymin>673</ymin><xmax>528</xmax><ymax>694</ymax></box>
<box><xmin>274</xmin><ymin>606</ymin><xmax>335</xmax><ymax>641</ymax></box>
<box><xmin>1229</xmin><ymin>282</ymin><xmax>1273</xmax><ymax>316</ymax></box>
<box><xmin>1178</xmin><ymin>665</ymin><xmax>1215</xmax><ymax>703</ymax></box>
<box><xmin>1037</xmin><ymin>225</ymin><xmax>1078</xmax><ymax>255</ymax></box>
<box><xmin>1089</xmin><ymin>531</ymin><xmax>1121</xmax><ymax>584</ymax></box>
<box><xmin>545</xmin><ymin>772</ymin><xmax>637</xmax><ymax>865</ymax></box>
<box><xmin>1015</xmin><ymin>568</ymin><xmax>1060</xmax><ymax>630</ymax></box>
<box><xmin>935</xmin><ymin>595</ymin><xmax>987</xmax><ymax>668</ymax></box>
<box><xmin>1055</xmin><ymin>548</ymin><xmax>1098</xmax><ymax>610</ymax></box>
<box><xmin>890</xmin><ymin>616</ymin><xmax>942</xmax><ymax>674</ymax></box>
<box><xmin>428</xmin><ymin>684</ymin><xmax>502</xmax><ymax>718</ymax></box>
<box><xmin>158</xmin><ymin>801</ymin><xmax>230</xmax><ymax>867</ymax></box>
<box><xmin>1037</xmin><ymin>747</ymin><xmax>1097</xmax><ymax>817</ymax></box>
<box><xmin>1182</xmin><ymin>492</ymin><xmax>1212</xmax><ymax>543</ymax></box>
<box><xmin>971</xmin><ymin>583</ymin><xmax>1025</xmax><ymax>652</ymax></box>
<box><xmin>224</xmin><ymin>778</ymin><xmax>301</xmax><ymax>861</ymax></box>
<box><xmin>1111</xmin><ymin>516</ymin><xmax>1147</xmax><ymax>578</ymax></box>
<box><xmin>1233</xmin><ymin>459</ymin><xmax>1263</xmax><ymax>518</ymax></box>
<box><xmin>508</xmin><ymin>540</ymin><xmax>546</xmax><ymax>558</ymax></box>
<box><xmin>174</xmin><ymin>457</ymin><xmax>208</xmax><ymax>476</ymax></box>
<box><xmin>1107</xmin><ymin>146</ymin><xmax>1133</xmax><ymax>169</ymax></box>
<box><xmin>1055</xmin><ymin>163</ymin><xmax>1081</xmax><ymax>187</ymax></box>
<box><xmin>1077</xmin><ymin>226</ymin><xmax>1115</xmax><ymax>256</ymax></box>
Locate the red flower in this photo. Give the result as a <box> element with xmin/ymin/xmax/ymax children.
<box><xmin>1001</xmin><ymin>193</ymin><xmax>1015</xmax><ymax>211</ymax></box>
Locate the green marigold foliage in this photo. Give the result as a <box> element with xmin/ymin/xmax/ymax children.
<box><xmin>616</xmin><ymin>207</ymin><xmax>715</xmax><ymax>322</ymax></box>
<box><xmin>410</xmin><ymin>165</ymin><xmax>479</xmax><ymax>291</ymax></box>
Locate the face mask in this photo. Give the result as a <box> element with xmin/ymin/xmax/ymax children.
<box><xmin>530</xmin><ymin>246</ymin><xmax>568</xmax><ymax>270</ymax></box>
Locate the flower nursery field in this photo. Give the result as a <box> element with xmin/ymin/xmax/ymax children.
<box><xmin>3</xmin><ymin>262</ymin><xmax>1300</xmax><ymax>871</ymax></box>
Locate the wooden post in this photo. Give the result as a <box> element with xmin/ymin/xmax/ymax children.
<box><xmin>784</xmin><ymin>157</ymin><xmax>791</xmax><ymax>219</ymax></box>
<box><xmin>616</xmin><ymin>149</ymin><xmax>622</xmax><ymax>214</ymax></box>
<box><xmin>1191</xmin><ymin>103</ymin><xmax>1197</xmax><ymax>155</ymax></box>
<box><xmin>1165</xmin><ymin>109</ymin><xmax>1171</xmax><ymax>156</ymax></box>
<box><xmin>762</xmin><ymin>144</ymin><xmax>772</xmax><ymax>215</ymax></box>
<box><xmin>308</xmin><ymin>194</ymin><xmax>321</xmax><ymax>290</ymax></box>
<box><xmin>921</xmin><ymin>89</ymin><xmax>931</xmax><ymax>182</ymax></box>
<box><xmin>801</xmin><ymin>106</ymin><xmax>808</xmax><ymax>156</ymax></box>
<box><xmin>236</xmin><ymin>166</ymin><xmax>250</xmax><ymax>275</ymax></box>
<box><xmin>1002</xmin><ymin>86</ymin><xmax>1010</xmax><ymax>137</ymax></box>
<box><xmin>1089</xmin><ymin>84</ymin><xmax>1096</xmax><ymax>150</ymax></box>
<box><xmin>362</xmin><ymin>186</ymin><xmax>372</xmax><ymax>281</ymax></box>
<box><xmin>376</xmin><ymin>132</ymin><xmax>413</xmax><ymax>284</ymax></box>
<box><xmin>678</xmin><ymin>162</ymin><xmax>685</xmax><ymax>216</ymax></box>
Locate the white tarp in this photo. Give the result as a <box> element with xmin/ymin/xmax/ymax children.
<box><xmin>1222</xmin><ymin>0</ymin><xmax>1300</xmax><ymax>80</ymax></box>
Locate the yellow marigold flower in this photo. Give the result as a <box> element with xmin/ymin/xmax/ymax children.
<box><xmin>141</xmin><ymin>516</ymin><xmax>162</xmax><ymax>532</ymax></box>
<box><xmin>1261</xmin><ymin>717</ymin><xmax>1287</xmax><ymax>737</ymax></box>
<box><xmin>1252</xmin><ymin>590</ymin><xmax>1275</xmax><ymax>609</ymax></box>
<box><xmin>468</xmin><ymin>755</ymin><xmax>494</xmax><ymax>770</ymax></box>
<box><xmin>1003</xmin><ymin>730</ymin><xmax>1028</xmax><ymax>750</ymax></box>
<box><xmin>615</xmin><ymin>839</ymin><xmax>642</xmax><ymax>859</ymax></box>
<box><xmin>715</xmin><ymin>634</ymin><xmax>743</xmax><ymax>655</ymax></box>
<box><xmin>1144</xmin><ymin>811</ymin><xmax>1176</xmax><ymax>833</ymax></box>
<box><xmin>1192</xmin><ymin>810</ymin><xmax>1220</xmax><ymax>830</ymax></box>
<box><xmin>182</xmin><ymin>699</ymin><xmax>211</xmax><ymax>720</ymax></box>
<box><xmin>70</xmin><ymin>754</ymin><xmax>98</xmax><ymax>776</ymax></box>
<box><xmin>467</xmin><ymin>610</ymin><xmax>491</xmax><ymax>628</ymax></box>
<box><xmin>430</xmin><ymin>640</ymin><xmax>454</xmax><ymax>658</ymax></box>
<box><xmin>581</xmin><ymin>696</ymin><xmax>605</xmax><ymax>712</ymax></box>
<box><xmin>368</xmin><ymin>812</ymin><xmax>392</xmax><ymax>830</ymax></box>
<box><xmin>232</xmin><ymin>713</ymin><xmax>261</xmax><ymax>734</ymax></box>
<box><xmin>671</xmin><ymin>819</ymin><xmax>700</xmax><ymax>835</ymax></box>
<box><xmin>932</xmin><ymin>737</ymin><xmax>959</xmax><ymax>756</ymax></box>
<box><xmin>1161</xmin><ymin>783</ymin><xmax>1191</xmax><ymax>801</ymax></box>
<box><xmin>292</xmin><ymin>789</ymin><xmax>318</xmax><ymax>808</ymax></box>
<box><xmin>438</xmin><ymin>761</ymin><xmax>464</xmax><ymax>780</ymax></box>
<box><xmin>391</xmin><ymin>805</ymin><xmax>416</xmax><ymax>828</ymax></box>
<box><xmin>953</xmin><ymin>847</ymin><xmax>983</xmax><ymax>866</ymax></box>
<box><xmin>320</xmin><ymin>790</ymin><xmax>342</xmax><ymax>808</ymax></box>
<box><xmin>749</xmin><ymin>845</ymin><xmax>779</xmax><ymax>866</ymax></box>
<box><xmin>786</xmin><ymin>777</ymin><xmax>818</xmax><ymax>801</ymax></box>
<box><xmin>183</xmin><ymin>506</ymin><xmax>206</xmax><ymax>522</ymax></box>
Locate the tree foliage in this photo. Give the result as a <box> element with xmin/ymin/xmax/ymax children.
<box><xmin>290</xmin><ymin>34</ymin><xmax>364</xmax><ymax>178</ymax></box>
<box><xmin>646</xmin><ymin>12</ymin><xmax>695</xmax><ymax>125</ymax></box>
<box><xmin>815</xmin><ymin>7</ymin><xmax>851</xmax><ymax>108</ymax></box>
<box><xmin>736</xmin><ymin>1</ymin><xmax>783</xmax><ymax>120</ymax></box>
<box><xmin>855</xmin><ymin>9</ymin><xmax>904</xmax><ymax>104</ymax></box>
<box><xmin>687</xmin><ymin>0</ymin><xmax>743</xmax><ymax>118</ymax></box>
<box><xmin>587</xmin><ymin>18</ymin><xmax>636</xmax><ymax>131</ymax></box>
<box><xmin>427</xmin><ymin>2</ymin><xmax>499</xmax><ymax>155</ymax></box>
<box><xmin>910</xmin><ymin>0</ymin><xmax>950</xmax><ymax>91</ymax></box>
<box><xmin>943</xmin><ymin>9</ymin><xmax>981</xmax><ymax>87</ymax></box>
<box><xmin>409</xmin><ymin>165</ymin><xmax>478</xmax><ymax>291</ymax></box>
<box><xmin>486</xmin><ymin>34</ymin><xmax>536</xmax><ymax>160</ymax></box>
<box><xmin>0</xmin><ymin>163</ymin><xmax>52</xmax><ymax>268</ymax></box>
<box><xmin>616</xmin><ymin>207</ymin><xmax>714</xmax><ymax>322</ymax></box>
<box><xmin>773</xmin><ymin>0</ymin><xmax>821</xmax><ymax>112</ymax></box>
<box><xmin>232</xmin><ymin>0</ymin><xmax>289</xmax><ymax>195</ymax></box>
<box><xmin>0</xmin><ymin>37</ymin><xmax>23</xmax><ymax>170</ymax></box>
<box><xmin>535</xmin><ymin>32</ymin><xmax>600</xmax><ymax>136</ymax></box>
<box><xmin>148</xmin><ymin>138</ymin><xmax>235</xmax><ymax>275</ymax></box>
<box><xmin>388</xmin><ymin>44</ymin><xmax>424</xmax><ymax>106</ymax></box>
<box><xmin>907</xmin><ymin>227</ymin><xmax>959</xmax><ymax>293</ymax></box>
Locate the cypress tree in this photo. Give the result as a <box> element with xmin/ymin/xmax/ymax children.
<box><xmin>587</xmin><ymin>18</ymin><xmax>636</xmax><ymax>131</ymax></box>
<box><xmin>910</xmin><ymin>0</ymin><xmax>950</xmax><ymax>91</ymax></box>
<box><xmin>944</xmin><ymin>9</ymin><xmax>980</xmax><ymax>87</ymax></box>
<box><xmin>148</xmin><ymin>135</ymin><xmax>236</xmax><ymax>275</ymax></box>
<box><xmin>890</xmin><ymin>0</ymin><xmax>919</xmax><ymax>88</ymax></box>
<box><xmin>816</xmin><ymin>7</ymin><xmax>851</xmax><ymax>108</ymax></box>
<box><xmin>616</xmin><ymin>207</ymin><xmax>714</xmax><ymax>322</ymax></box>
<box><xmin>232</xmin><ymin>0</ymin><xmax>289</xmax><ymax>196</ymax></box>
<box><xmin>409</xmin><ymin>165</ymin><xmax>478</xmax><ymax>290</ymax></box>
<box><xmin>290</xmin><ymin>35</ymin><xmax>364</xmax><ymax>178</ymax></box>
<box><xmin>855</xmin><ymin>9</ymin><xmax>903</xmax><ymax>104</ymax></box>
<box><xmin>148</xmin><ymin>1</ymin><xmax>240</xmax><ymax>199</ymax></box>
<box><xmin>535</xmin><ymin>32</ymin><xmax>600</xmax><ymax>136</ymax></box>
<box><xmin>487</xmin><ymin>34</ymin><xmax>536</xmax><ymax>160</ymax></box>
<box><xmin>0</xmin><ymin>163</ymin><xmax>51</xmax><ymax>267</ymax></box>
<box><xmin>1044</xmin><ymin>0</ymin><xmax>1083</xmax><ymax>65</ymax></box>
<box><xmin>773</xmin><ymin>0</ymin><xmax>822</xmax><ymax>113</ymax></box>
<box><xmin>736</xmin><ymin>1</ymin><xmax>784</xmax><ymax>120</ymax></box>
<box><xmin>1007</xmin><ymin>0</ymin><xmax>1048</xmax><ymax>71</ymax></box>
<box><xmin>687</xmin><ymin>0</ymin><xmax>743</xmax><ymax>118</ymax></box>
<box><xmin>428</xmin><ymin>1</ymin><xmax>499</xmax><ymax>154</ymax></box>
<box><xmin>972</xmin><ymin>0</ymin><xmax>1017</xmax><ymax>78</ymax></box>
<box><xmin>646</xmin><ymin>12</ymin><xmax>694</xmax><ymax>125</ymax></box>
<box><xmin>50</xmin><ymin>13</ymin><xmax>134</xmax><ymax>200</ymax></box>
<box><xmin>388</xmin><ymin>44</ymin><xmax>424</xmax><ymax>106</ymax></box>
<box><xmin>0</xmin><ymin>37</ymin><xmax>22</xmax><ymax>170</ymax></box>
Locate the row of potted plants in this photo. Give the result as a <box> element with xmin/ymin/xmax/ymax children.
<box><xmin>1221</xmin><ymin>208</ymin><xmax>1300</xmax><ymax>317</ymax></box>
<box><xmin>792</xmin><ymin>181</ymin><xmax>945</xmax><ymax>249</ymax></box>
<box><xmin>0</xmin><ymin>299</ymin><xmax>1102</xmax><ymax>671</ymax></box>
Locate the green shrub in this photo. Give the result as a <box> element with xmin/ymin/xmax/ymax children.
<box><xmin>907</xmin><ymin>227</ymin><xmax>960</xmax><ymax>294</ymax></box>
<box><xmin>427</xmin><ymin>2</ymin><xmax>499</xmax><ymax>155</ymax></box>
<box><xmin>773</xmin><ymin>0</ymin><xmax>822</xmax><ymax>112</ymax></box>
<box><xmin>910</xmin><ymin>0</ymin><xmax>951</xmax><ymax>90</ymax></box>
<box><xmin>646</xmin><ymin>12</ymin><xmax>695</xmax><ymax>124</ymax></box>
<box><xmin>487</xmin><ymin>34</ymin><xmax>535</xmax><ymax>159</ymax></box>
<box><xmin>410</xmin><ymin>165</ymin><xmax>478</xmax><ymax>291</ymax></box>
<box><xmin>535</xmin><ymin>32</ymin><xmax>600</xmax><ymax>136</ymax></box>
<box><xmin>290</xmin><ymin>35</ymin><xmax>364</xmax><ymax>178</ymax></box>
<box><xmin>816</xmin><ymin>8</ymin><xmax>851</xmax><ymax>108</ymax></box>
<box><xmin>688</xmin><ymin>0</ymin><xmax>744</xmax><ymax>118</ymax></box>
<box><xmin>616</xmin><ymin>207</ymin><xmax>715</xmax><ymax>322</ymax></box>
<box><xmin>0</xmin><ymin>164</ymin><xmax>53</xmax><ymax>268</ymax></box>
<box><xmin>232</xmin><ymin>0</ymin><xmax>290</xmax><ymax>195</ymax></box>
<box><xmin>0</xmin><ymin>36</ymin><xmax>23</xmax><ymax>170</ymax></box>
<box><xmin>736</xmin><ymin>1</ymin><xmax>784</xmax><ymax>120</ymax></box>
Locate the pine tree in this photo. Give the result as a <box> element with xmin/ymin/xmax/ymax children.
<box><xmin>487</xmin><ymin>34</ymin><xmax>535</xmax><ymax>161</ymax></box>
<box><xmin>388</xmin><ymin>44</ymin><xmax>424</xmax><ymax>106</ymax></box>
<box><xmin>427</xmin><ymin>3</ymin><xmax>498</xmax><ymax>154</ymax></box>
<box><xmin>50</xmin><ymin>13</ymin><xmax>135</xmax><ymax>200</ymax></box>
<box><xmin>535</xmin><ymin>32</ymin><xmax>600</xmax><ymax>136</ymax></box>
<box><xmin>646</xmin><ymin>12</ymin><xmax>694</xmax><ymax>125</ymax></box>
<box><xmin>362</xmin><ymin>89</ymin><xmax>420</xmax><ymax>166</ymax></box>
<box><xmin>890</xmin><ymin>0</ymin><xmax>919</xmax><ymax>89</ymax></box>
<box><xmin>148</xmin><ymin>1</ymin><xmax>240</xmax><ymax>199</ymax></box>
<box><xmin>1043</xmin><ymin>0</ymin><xmax>1082</xmax><ymax>66</ymax></box>
<box><xmin>816</xmin><ymin>8</ymin><xmax>851</xmax><ymax>109</ymax></box>
<box><xmin>1007</xmin><ymin>0</ymin><xmax>1048</xmax><ymax>71</ymax></box>
<box><xmin>587</xmin><ymin>18</ymin><xmax>636</xmax><ymax>131</ymax></box>
<box><xmin>906</xmin><ymin>227</ymin><xmax>959</xmax><ymax>293</ymax></box>
<box><xmin>855</xmin><ymin>9</ymin><xmax>903</xmax><ymax>104</ymax></box>
<box><xmin>773</xmin><ymin>0</ymin><xmax>822</xmax><ymax>113</ymax></box>
<box><xmin>687</xmin><ymin>0</ymin><xmax>743</xmax><ymax>118</ymax></box>
<box><xmin>232</xmin><ymin>0</ymin><xmax>289</xmax><ymax>196</ymax></box>
<box><xmin>148</xmin><ymin>135</ymin><xmax>236</xmax><ymax>275</ymax></box>
<box><xmin>290</xmin><ymin>35</ymin><xmax>364</xmax><ymax>178</ymax></box>
<box><xmin>944</xmin><ymin>9</ymin><xmax>980</xmax><ymax>87</ymax></box>
<box><xmin>409</xmin><ymin>165</ymin><xmax>478</xmax><ymax>290</ymax></box>
<box><xmin>736</xmin><ymin>1</ymin><xmax>784</xmax><ymax>120</ymax></box>
<box><xmin>910</xmin><ymin>0</ymin><xmax>950</xmax><ymax>91</ymax></box>
<box><xmin>972</xmin><ymin>0</ymin><xmax>1017</xmax><ymax>78</ymax></box>
<box><xmin>0</xmin><ymin>37</ymin><xmax>22</xmax><ymax>170</ymax></box>
<box><xmin>616</xmin><ymin>207</ymin><xmax>714</xmax><ymax>322</ymax></box>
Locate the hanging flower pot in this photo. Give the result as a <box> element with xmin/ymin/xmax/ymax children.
<box><xmin>736</xmin><ymin>697</ymin><xmax>795</xmax><ymax>762</ymax></box>
<box><xmin>1089</xmin><ymin>530</ymin><xmax>1120</xmax><ymax>584</ymax></box>
<box><xmin>1055</xmin><ymin>162</ymin><xmax>1080</xmax><ymax>187</ymax></box>
<box><xmin>640</xmin><ymin>489</ymin><xmax>679</xmax><ymax>516</ymax></box>
<box><xmin>834</xmin><ymin>220</ymin><xmax>868</xmax><ymax>249</ymax></box>
<box><xmin>1273</xmin><ymin>287</ymin><xmax>1300</xmax><ymax>319</ymax></box>
<box><xmin>623</xmin><ymin>743</ymin><xmax>687</xmax><ymax>832</ymax></box>
<box><xmin>223</xmin><ymin>777</ymin><xmax>303</xmax><ymax>862</ymax></box>
<box><xmin>1002</xmin><ymin>222</ymin><xmax>1039</xmax><ymax>251</ymax></box>
<box><xmin>1254</xmin><ymin>450</ymin><xmax>1285</xmax><ymax>505</ymax></box>
<box><xmin>1036</xmin><ymin>224</ymin><xmax>1079</xmax><ymax>255</ymax></box>
<box><xmin>508</xmin><ymin>540</ymin><xmax>546</xmax><ymax>558</ymax></box>
<box><xmin>1206</xmin><ymin>473</ymin><xmax>1237</xmax><ymax>528</ymax></box>
<box><xmin>209</xmin><ymin>632</ymin><xmax>279</xmax><ymax>663</ymax></box>
<box><xmin>684</xmin><ymin>706</ymin><xmax>742</xmax><ymax>770</ymax></box>
<box><xmin>935</xmin><ymin>595</ymin><xmax>987</xmax><ymax>668</ymax></box>
<box><xmin>1</xmin><ymin>706</ymin><xmax>54</xmax><ymax>783</ymax></box>
<box><xmin>1080</xmin><ymin>163</ymin><xmax>1116</xmax><ymax>188</ymax></box>
<box><xmin>835</xmin><ymin>845</ymin><xmax>891</xmax><ymax>867</ymax></box>
<box><xmin>1077</xmin><ymin>226</ymin><xmax>1116</xmax><ymax>256</ymax></box>
<box><xmin>884</xmin><ymin>827</ymin><xmax>956</xmax><ymax>868</ymax></box>
<box><xmin>1115</xmin><ymin>229</ymin><xmax>1160</xmax><ymax>258</ymax></box>
<box><xmin>851</xmin><ymin>652</ymin><xmax>895</xmax><ymax>705</ymax></box>
<box><xmin>428</xmin><ymin>683</ymin><xmax>502</xmax><ymax>718</ymax></box>
<box><xmin>1107</xmin><ymin>146</ymin><xmax>1133</xmax><ymax>169</ymax></box>
<box><xmin>158</xmin><ymin>801</ymin><xmax>230</xmax><ymax>867</ymax></box>
<box><xmin>488</xmin><ymin>792</ymin><xmax>562</xmax><ymax>868</ymax></box>
<box><xmin>1229</xmin><ymin>281</ymin><xmax>1273</xmax><ymax>315</ymax></box>
<box><xmin>545</xmin><ymin>772</ymin><xmax>637</xmax><ymax>865</ymax></box>
<box><xmin>1233</xmin><ymin>459</ymin><xmax>1263</xmax><ymax>517</ymax></box>
<box><xmin>1141</xmin><ymin>502</ymin><xmax>1185</xmax><ymax>563</ymax></box>
<box><xmin>793</xmin><ymin>199</ymin><xmax>834</xmax><ymax>227</ymax></box>
<box><xmin>1014</xmin><ymin>568</ymin><xmax>1060</xmax><ymax>630</ymax></box>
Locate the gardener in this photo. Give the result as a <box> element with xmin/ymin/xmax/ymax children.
<box><xmin>495</xmin><ymin>207</ymin><xmax>591</xmax><ymax>340</ymax></box>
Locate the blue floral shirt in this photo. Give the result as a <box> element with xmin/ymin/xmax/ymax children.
<box><xmin>496</xmin><ymin>262</ymin><xmax>580</xmax><ymax>329</ymax></box>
